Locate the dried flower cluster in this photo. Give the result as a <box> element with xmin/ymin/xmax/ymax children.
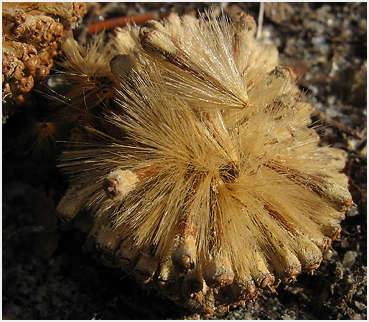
<box><xmin>2</xmin><ymin>2</ymin><xmax>87</xmax><ymax>120</ymax></box>
<box><xmin>55</xmin><ymin>11</ymin><xmax>352</xmax><ymax>314</ymax></box>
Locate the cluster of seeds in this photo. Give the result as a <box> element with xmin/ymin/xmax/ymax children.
<box><xmin>43</xmin><ymin>10</ymin><xmax>352</xmax><ymax>315</ymax></box>
<box><xmin>53</xmin><ymin>13</ymin><xmax>352</xmax><ymax>314</ymax></box>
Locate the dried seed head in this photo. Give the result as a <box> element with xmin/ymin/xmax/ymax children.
<box><xmin>110</xmin><ymin>54</ymin><xmax>135</xmax><ymax>80</ymax></box>
<box><xmin>55</xmin><ymin>32</ymin><xmax>119</xmax><ymax>109</ymax></box>
<box><xmin>56</xmin><ymin>10</ymin><xmax>353</xmax><ymax>315</ymax></box>
<box><xmin>11</xmin><ymin>116</ymin><xmax>65</xmax><ymax>167</ymax></box>
<box><xmin>172</xmin><ymin>236</ymin><xmax>197</xmax><ymax>276</ymax></box>
<box><xmin>134</xmin><ymin>254</ymin><xmax>159</xmax><ymax>286</ymax></box>
<box><xmin>102</xmin><ymin>169</ymin><xmax>139</xmax><ymax>199</ymax></box>
<box><xmin>203</xmin><ymin>254</ymin><xmax>235</xmax><ymax>288</ymax></box>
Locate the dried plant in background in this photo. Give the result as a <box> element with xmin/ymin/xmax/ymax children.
<box><xmin>55</xmin><ymin>10</ymin><xmax>353</xmax><ymax>314</ymax></box>
<box><xmin>2</xmin><ymin>2</ymin><xmax>87</xmax><ymax>121</ymax></box>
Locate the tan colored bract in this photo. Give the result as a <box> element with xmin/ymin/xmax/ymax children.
<box><xmin>56</xmin><ymin>11</ymin><xmax>352</xmax><ymax>314</ymax></box>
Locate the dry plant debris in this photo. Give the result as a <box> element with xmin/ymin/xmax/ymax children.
<box><xmin>2</xmin><ymin>2</ymin><xmax>87</xmax><ymax>121</ymax></box>
<box><xmin>52</xmin><ymin>10</ymin><xmax>353</xmax><ymax>314</ymax></box>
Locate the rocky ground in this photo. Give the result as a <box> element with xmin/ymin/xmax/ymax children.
<box><xmin>2</xmin><ymin>2</ymin><xmax>367</xmax><ymax>320</ymax></box>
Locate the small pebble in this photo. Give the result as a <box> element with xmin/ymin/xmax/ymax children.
<box><xmin>346</xmin><ymin>205</ymin><xmax>359</xmax><ymax>217</ymax></box>
<box><xmin>343</xmin><ymin>251</ymin><xmax>357</xmax><ymax>268</ymax></box>
<box><xmin>323</xmin><ymin>249</ymin><xmax>337</xmax><ymax>261</ymax></box>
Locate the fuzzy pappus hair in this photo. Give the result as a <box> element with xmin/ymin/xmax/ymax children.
<box><xmin>35</xmin><ymin>31</ymin><xmax>131</xmax><ymax>160</ymax></box>
<box><xmin>56</xmin><ymin>11</ymin><xmax>352</xmax><ymax>315</ymax></box>
<box><xmin>50</xmin><ymin>31</ymin><xmax>119</xmax><ymax>110</ymax></box>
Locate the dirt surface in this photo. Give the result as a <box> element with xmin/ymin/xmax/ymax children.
<box><xmin>2</xmin><ymin>2</ymin><xmax>367</xmax><ymax>320</ymax></box>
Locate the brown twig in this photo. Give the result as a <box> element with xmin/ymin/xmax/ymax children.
<box><xmin>88</xmin><ymin>13</ymin><xmax>158</xmax><ymax>33</ymax></box>
<box><xmin>313</xmin><ymin>110</ymin><xmax>364</xmax><ymax>140</ymax></box>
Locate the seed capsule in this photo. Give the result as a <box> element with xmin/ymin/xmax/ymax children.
<box><xmin>134</xmin><ymin>253</ymin><xmax>158</xmax><ymax>286</ymax></box>
<box><xmin>102</xmin><ymin>169</ymin><xmax>139</xmax><ymax>199</ymax></box>
<box><xmin>172</xmin><ymin>236</ymin><xmax>197</xmax><ymax>276</ymax></box>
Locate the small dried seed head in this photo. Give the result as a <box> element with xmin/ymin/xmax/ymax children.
<box><xmin>102</xmin><ymin>169</ymin><xmax>139</xmax><ymax>199</ymax></box>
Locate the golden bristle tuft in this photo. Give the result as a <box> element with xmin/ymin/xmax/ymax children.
<box><xmin>56</xmin><ymin>10</ymin><xmax>352</xmax><ymax>314</ymax></box>
<box><xmin>54</xmin><ymin>32</ymin><xmax>119</xmax><ymax>110</ymax></box>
